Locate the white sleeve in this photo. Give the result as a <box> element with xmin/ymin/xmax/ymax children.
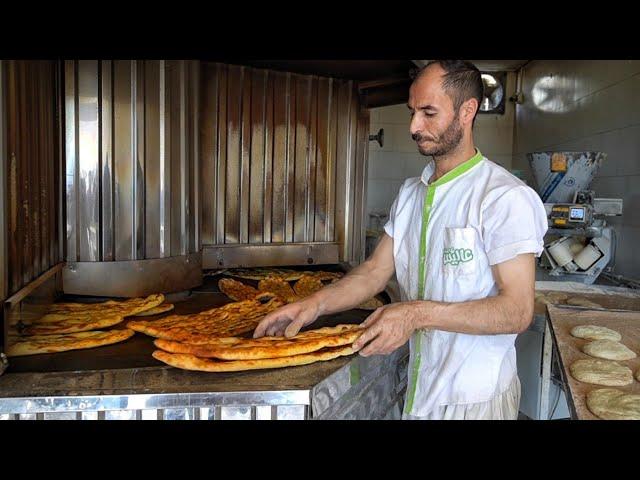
<box><xmin>383</xmin><ymin>185</ymin><xmax>402</xmax><ymax>239</ymax></box>
<box><xmin>481</xmin><ymin>185</ymin><xmax>548</xmax><ymax>265</ymax></box>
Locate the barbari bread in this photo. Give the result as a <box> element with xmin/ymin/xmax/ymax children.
<box><xmin>127</xmin><ymin>293</ymin><xmax>284</xmax><ymax>342</ymax></box>
<box><xmin>154</xmin><ymin>324</ymin><xmax>364</xmax><ymax>360</ymax></box>
<box><xmin>218</xmin><ymin>278</ymin><xmax>260</xmax><ymax>301</ymax></box>
<box><xmin>152</xmin><ymin>345</ymin><xmax>355</xmax><ymax>372</ymax></box>
<box><xmin>7</xmin><ymin>329</ymin><xmax>135</xmax><ymax>357</ymax></box>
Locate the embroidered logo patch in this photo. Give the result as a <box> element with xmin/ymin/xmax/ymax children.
<box><xmin>443</xmin><ymin>248</ymin><xmax>474</xmax><ymax>266</ymax></box>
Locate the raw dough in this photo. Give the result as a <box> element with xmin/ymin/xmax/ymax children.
<box><xmin>570</xmin><ymin>325</ymin><xmax>622</xmax><ymax>342</ymax></box>
<box><xmin>535</xmin><ymin>291</ymin><xmax>569</xmax><ymax>305</ymax></box>
<box><xmin>566</xmin><ymin>297</ymin><xmax>602</xmax><ymax>308</ymax></box>
<box><xmin>582</xmin><ymin>340</ymin><xmax>637</xmax><ymax>361</ymax></box>
<box><xmin>586</xmin><ymin>388</ymin><xmax>640</xmax><ymax>420</ymax></box>
<box><xmin>569</xmin><ymin>359</ymin><xmax>633</xmax><ymax>386</ymax></box>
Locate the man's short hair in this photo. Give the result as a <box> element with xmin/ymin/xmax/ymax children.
<box><xmin>419</xmin><ymin>60</ymin><xmax>484</xmax><ymax>121</ymax></box>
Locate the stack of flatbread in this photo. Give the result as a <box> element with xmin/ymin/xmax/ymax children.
<box><xmin>218</xmin><ymin>273</ymin><xmax>384</xmax><ymax>311</ymax></box>
<box><xmin>127</xmin><ymin>293</ymin><xmax>285</xmax><ymax>343</ymax></box>
<box><xmin>7</xmin><ymin>294</ymin><xmax>169</xmax><ymax>357</ymax></box>
<box><xmin>152</xmin><ymin>323</ymin><xmax>363</xmax><ymax>372</ymax></box>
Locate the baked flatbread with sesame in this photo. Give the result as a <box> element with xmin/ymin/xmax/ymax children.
<box><xmin>127</xmin><ymin>293</ymin><xmax>284</xmax><ymax>343</ymax></box>
<box><xmin>218</xmin><ymin>278</ymin><xmax>260</xmax><ymax>301</ymax></box>
<box><xmin>152</xmin><ymin>344</ymin><xmax>355</xmax><ymax>372</ymax></box>
<box><xmin>154</xmin><ymin>324</ymin><xmax>363</xmax><ymax>360</ymax></box>
<box><xmin>132</xmin><ymin>303</ymin><xmax>175</xmax><ymax>316</ymax></box>
<box><xmin>33</xmin><ymin>294</ymin><xmax>165</xmax><ymax>323</ymax></box>
<box><xmin>6</xmin><ymin>329</ymin><xmax>135</xmax><ymax>357</ymax></box>
<box><xmin>258</xmin><ymin>276</ymin><xmax>300</xmax><ymax>303</ymax></box>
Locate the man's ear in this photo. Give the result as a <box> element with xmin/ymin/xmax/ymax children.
<box><xmin>460</xmin><ymin>98</ymin><xmax>479</xmax><ymax>126</ymax></box>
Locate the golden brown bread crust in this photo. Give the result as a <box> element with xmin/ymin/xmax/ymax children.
<box><xmin>127</xmin><ymin>294</ymin><xmax>285</xmax><ymax>343</ymax></box>
<box><xmin>34</xmin><ymin>294</ymin><xmax>165</xmax><ymax>324</ymax></box>
<box><xmin>293</xmin><ymin>275</ymin><xmax>324</xmax><ymax>298</ymax></box>
<box><xmin>225</xmin><ymin>268</ymin><xmax>344</xmax><ymax>282</ymax></box>
<box><xmin>7</xmin><ymin>329</ymin><xmax>135</xmax><ymax>357</ymax></box>
<box><xmin>132</xmin><ymin>303</ymin><xmax>175</xmax><ymax>316</ymax></box>
<box><xmin>154</xmin><ymin>324</ymin><xmax>364</xmax><ymax>360</ymax></box>
<box><xmin>23</xmin><ymin>314</ymin><xmax>126</xmax><ymax>335</ymax></box>
<box><xmin>218</xmin><ymin>278</ymin><xmax>260</xmax><ymax>301</ymax></box>
<box><xmin>152</xmin><ymin>345</ymin><xmax>355</xmax><ymax>372</ymax></box>
<box><xmin>258</xmin><ymin>276</ymin><xmax>300</xmax><ymax>303</ymax></box>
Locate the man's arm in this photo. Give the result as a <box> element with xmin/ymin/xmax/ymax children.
<box><xmin>253</xmin><ymin>233</ymin><xmax>396</xmax><ymax>338</ymax></box>
<box><xmin>353</xmin><ymin>253</ymin><xmax>535</xmax><ymax>356</ymax></box>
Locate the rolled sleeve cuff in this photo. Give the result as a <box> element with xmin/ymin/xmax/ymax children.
<box><xmin>384</xmin><ymin>221</ymin><xmax>394</xmax><ymax>239</ymax></box>
<box><xmin>486</xmin><ymin>240</ymin><xmax>543</xmax><ymax>265</ymax></box>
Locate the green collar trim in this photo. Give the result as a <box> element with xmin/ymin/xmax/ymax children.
<box><xmin>424</xmin><ymin>149</ymin><xmax>484</xmax><ymax>187</ymax></box>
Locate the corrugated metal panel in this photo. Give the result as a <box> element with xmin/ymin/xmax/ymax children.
<box><xmin>3</xmin><ymin>60</ymin><xmax>61</xmax><ymax>297</ymax></box>
<box><xmin>63</xmin><ymin>60</ymin><xmax>199</xmax><ymax>262</ymax></box>
<box><xmin>200</xmin><ymin>62</ymin><xmax>368</xmax><ymax>262</ymax></box>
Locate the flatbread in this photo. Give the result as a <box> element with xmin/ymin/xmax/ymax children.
<box><xmin>127</xmin><ymin>293</ymin><xmax>284</xmax><ymax>343</ymax></box>
<box><xmin>224</xmin><ymin>268</ymin><xmax>301</xmax><ymax>281</ymax></box>
<box><xmin>586</xmin><ymin>388</ymin><xmax>640</xmax><ymax>420</ymax></box>
<box><xmin>225</xmin><ymin>268</ymin><xmax>343</xmax><ymax>282</ymax></box>
<box><xmin>154</xmin><ymin>324</ymin><xmax>364</xmax><ymax>360</ymax></box>
<box><xmin>22</xmin><ymin>313</ymin><xmax>126</xmax><ymax>335</ymax></box>
<box><xmin>566</xmin><ymin>297</ymin><xmax>602</xmax><ymax>309</ymax></box>
<box><xmin>6</xmin><ymin>329</ymin><xmax>135</xmax><ymax>357</ymax></box>
<box><xmin>570</xmin><ymin>325</ymin><xmax>622</xmax><ymax>342</ymax></box>
<box><xmin>569</xmin><ymin>358</ymin><xmax>633</xmax><ymax>386</ymax></box>
<box><xmin>582</xmin><ymin>340</ymin><xmax>637</xmax><ymax>361</ymax></box>
<box><xmin>218</xmin><ymin>278</ymin><xmax>260</xmax><ymax>301</ymax></box>
<box><xmin>35</xmin><ymin>294</ymin><xmax>165</xmax><ymax>323</ymax></box>
<box><xmin>132</xmin><ymin>303</ymin><xmax>175</xmax><ymax>316</ymax></box>
<box><xmin>258</xmin><ymin>276</ymin><xmax>300</xmax><ymax>303</ymax></box>
<box><xmin>152</xmin><ymin>344</ymin><xmax>355</xmax><ymax>372</ymax></box>
<box><xmin>293</xmin><ymin>275</ymin><xmax>324</xmax><ymax>298</ymax></box>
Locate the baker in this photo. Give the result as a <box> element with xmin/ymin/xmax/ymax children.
<box><xmin>254</xmin><ymin>60</ymin><xmax>548</xmax><ymax>420</ymax></box>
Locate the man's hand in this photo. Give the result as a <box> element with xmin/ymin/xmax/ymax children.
<box><xmin>352</xmin><ymin>302</ymin><xmax>421</xmax><ymax>356</ymax></box>
<box><xmin>253</xmin><ymin>299</ymin><xmax>321</xmax><ymax>338</ymax></box>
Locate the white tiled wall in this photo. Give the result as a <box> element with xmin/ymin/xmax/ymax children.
<box><xmin>367</xmin><ymin>71</ymin><xmax>517</xmax><ymax>231</ymax></box>
<box><xmin>513</xmin><ymin>60</ymin><xmax>640</xmax><ymax>278</ymax></box>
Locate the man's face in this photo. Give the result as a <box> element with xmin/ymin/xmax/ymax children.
<box><xmin>408</xmin><ymin>66</ymin><xmax>464</xmax><ymax>157</ymax></box>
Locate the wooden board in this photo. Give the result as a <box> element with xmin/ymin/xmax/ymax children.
<box><xmin>534</xmin><ymin>290</ymin><xmax>640</xmax><ymax>316</ymax></box>
<box><xmin>546</xmin><ymin>305</ymin><xmax>640</xmax><ymax>420</ymax></box>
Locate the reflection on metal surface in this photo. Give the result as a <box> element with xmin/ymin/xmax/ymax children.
<box><xmin>63</xmin><ymin>252</ymin><xmax>202</xmax><ymax>297</ymax></box>
<box><xmin>480</xmin><ymin>73</ymin><xmax>504</xmax><ymax>112</ymax></box>
<box><xmin>202</xmin><ymin>243</ymin><xmax>339</xmax><ymax>269</ymax></box>
<box><xmin>200</xmin><ymin>63</ymin><xmax>368</xmax><ymax>264</ymax></box>
<box><xmin>531</xmin><ymin>75</ymin><xmax>585</xmax><ymax>113</ymax></box>
<box><xmin>64</xmin><ymin>60</ymin><xmax>199</xmax><ymax>263</ymax></box>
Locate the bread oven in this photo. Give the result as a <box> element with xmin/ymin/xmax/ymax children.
<box><xmin>0</xmin><ymin>59</ymin><xmax>411</xmax><ymax>420</ymax></box>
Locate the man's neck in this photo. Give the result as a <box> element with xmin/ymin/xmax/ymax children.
<box><xmin>430</xmin><ymin>141</ymin><xmax>477</xmax><ymax>183</ymax></box>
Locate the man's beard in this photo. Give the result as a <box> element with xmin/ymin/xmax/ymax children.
<box><xmin>412</xmin><ymin>114</ymin><xmax>464</xmax><ymax>157</ymax></box>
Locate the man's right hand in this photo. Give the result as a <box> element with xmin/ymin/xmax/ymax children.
<box><xmin>253</xmin><ymin>298</ymin><xmax>322</xmax><ymax>339</ymax></box>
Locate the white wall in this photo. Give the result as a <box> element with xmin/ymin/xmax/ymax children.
<box><xmin>367</xmin><ymin>71</ymin><xmax>517</xmax><ymax>230</ymax></box>
<box><xmin>513</xmin><ymin>60</ymin><xmax>640</xmax><ymax>278</ymax></box>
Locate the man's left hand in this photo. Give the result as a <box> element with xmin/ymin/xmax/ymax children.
<box><xmin>352</xmin><ymin>302</ymin><xmax>422</xmax><ymax>356</ymax></box>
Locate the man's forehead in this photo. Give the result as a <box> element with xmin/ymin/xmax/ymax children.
<box><xmin>409</xmin><ymin>72</ymin><xmax>450</xmax><ymax>108</ymax></box>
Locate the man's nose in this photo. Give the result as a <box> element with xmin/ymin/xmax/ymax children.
<box><xmin>409</xmin><ymin>114</ymin><xmax>421</xmax><ymax>137</ymax></box>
